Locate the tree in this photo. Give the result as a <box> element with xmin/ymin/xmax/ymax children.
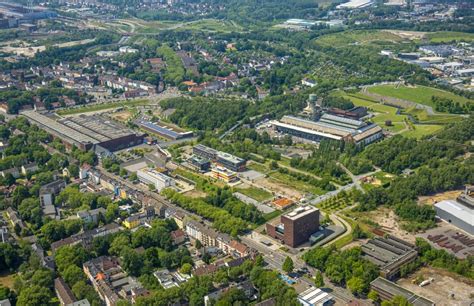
<box><xmin>347</xmin><ymin>276</ymin><xmax>365</xmax><ymax>296</ymax></box>
<box><xmin>282</xmin><ymin>256</ymin><xmax>294</xmax><ymax>274</ymax></box>
<box><xmin>368</xmin><ymin>289</ymin><xmax>379</xmax><ymax>302</ymax></box>
<box><xmin>16</xmin><ymin>285</ymin><xmax>53</xmax><ymax>306</ymax></box>
<box><xmin>180</xmin><ymin>263</ymin><xmax>192</xmax><ymax>274</ymax></box>
<box><xmin>314</xmin><ymin>271</ymin><xmax>324</xmax><ymax>288</ymax></box>
<box><xmin>195</xmin><ymin>239</ymin><xmax>202</xmax><ymax>249</ymax></box>
<box><xmin>62</xmin><ymin>265</ymin><xmax>86</xmax><ymax>287</ymax></box>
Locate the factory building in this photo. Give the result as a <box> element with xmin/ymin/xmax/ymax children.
<box><xmin>272</xmin><ymin>114</ymin><xmax>382</xmax><ymax>146</ymax></box>
<box><xmin>137</xmin><ymin>168</ymin><xmax>175</xmax><ymax>192</ymax></box>
<box><xmin>266</xmin><ymin>206</ymin><xmax>320</xmax><ymax>248</ymax></box>
<box><xmin>370</xmin><ymin>277</ymin><xmax>434</xmax><ymax>306</ymax></box>
<box><xmin>193</xmin><ymin>144</ymin><xmax>246</xmax><ymax>172</ymax></box>
<box><xmin>138</xmin><ymin>120</ymin><xmax>193</xmax><ymax>141</ymax></box>
<box><xmin>361</xmin><ymin>235</ymin><xmax>418</xmax><ymax>280</ymax></box>
<box><xmin>22</xmin><ymin>111</ymin><xmax>144</xmax><ymax>152</ymax></box>
<box><xmin>434</xmin><ymin>186</ymin><xmax>474</xmax><ymax>235</ymax></box>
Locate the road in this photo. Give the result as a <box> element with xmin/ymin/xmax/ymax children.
<box><xmin>241</xmin><ymin>233</ymin><xmax>356</xmax><ymax>303</ymax></box>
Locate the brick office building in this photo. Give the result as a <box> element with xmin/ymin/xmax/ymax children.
<box><xmin>266</xmin><ymin>206</ymin><xmax>319</xmax><ymax>247</ymax></box>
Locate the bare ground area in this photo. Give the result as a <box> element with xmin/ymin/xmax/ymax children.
<box><xmin>0</xmin><ymin>272</ymin><xmax>15</xmax><ymax>289</ymax></box>
<box><xmin>398</xmin><ymin>267</ymin><xmax>473</xmax><ymax>306</ymax></box>
<box><xmin>418</xmin><ymin>189</ymin><xmax>464</xmax><ymax>205</ymax></box>
<box><xmin>369</xmin><ymin>208</ymin><xmax>417</xmax><ymax>243</ymax></box>
<box><xmin>253</xmin><ymin>177</ymin><xmax>303</xmax><ymax>200</ymax></box>
<box><xmin>383</xmin><ymin>30</ymin><xmax>427</xmax><ymax>40</ymax></box>
<box><xmin>110</xmin><ymin>110</ymin><xmax>133</xmax><ymax>122</ymax></box>
<box><xmin>183</xmin><ymin>189</ymin><xmax>207</xmax><ymax>198</ymax></box>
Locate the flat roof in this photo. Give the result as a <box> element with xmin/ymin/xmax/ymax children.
<box><xmin>139</xmin><ymin>121</ymin><xmax>192</xmax><ymax>139</ymax></box>
<box><xmin>298</xmin><ymin>287</ymin><xmax>332</xmax><ymax>305</ymax></box>
<box><xmin>273</xmin><ymin>120</ymin><xmax>343</xmax><ymax>141</ymax></box>
<box><xmin>371</xmin><ymin>277</ymin><xmax>434</xmax><ymax>306</ymax></box>
<box><xmin>22</xmin><ymin>111</ymin><xmax>138</xmax><ymax>145</ymax></box>
<box><xmin>284</xmin><ymin>206</ymin><xmax>318</xmax><ymax>220</ymax></box>
<box><xmin>435</xmin><ymin>200</ymin><xmax>473</xmax><ymax>225</ymax></box>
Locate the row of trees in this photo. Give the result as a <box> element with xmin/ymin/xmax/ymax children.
<box><xmin>163</xmin><ymin>189</ymin><xmax>249</xmax><ymax>236</ymax></box>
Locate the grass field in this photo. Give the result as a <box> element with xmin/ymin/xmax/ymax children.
<box><xmin>247</xmin><ymin>162</ymin><xmax>269</xmax><ymax>174</ymax></box>
<box><xmin>367</xmin><ymin>85</ymin><xmax>472</xmax><ymax>107</ymax></box>
<box><xmin>235</xmin><ymin>186</ymin><xmax>273</xmax><ymax>202</ymax></box>
<box><xmin>425</xmin><ymin>31</ymin><xmax>474</xmax><ymax>43</ymax></box>
<box><xmin>180</xmin><ymin>19</ymin><xmax>243</xmax><ymax>33</ymax></box>
<box><xmin>401</xmin><ymin>124</ymin><xmax>444</xmax><ymax>139</ymax></box>
<box><xmin>404</xmin><ymin>107</ymin><xmax>460</xmax><ymax>124</ymax></box>
<box><xmin>57</xmin><ymin>99</ymin><xmax>150</xmax><ymax>115</ymax></box>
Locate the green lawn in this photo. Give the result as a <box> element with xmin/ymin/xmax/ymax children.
<box><xmin>402</xmin><ymin>124</ymin><xmax>444</xmax><ymax>139</ymax></box>
<box><xmin>247</xmin><ymin>162</ymin><xmax>269</xmax><ymax>174</ymax></box>
<box><xmin>235</xmin><ymin>186</ymin><xmax>273</xmax><ymax>202</ymax></box>
<box><xmin>181</xmin><ymin>19</ymin><xmax>243</xmax><ymax>33</ymax></box>
<box><xmin>367</xmin><ymin>85</ymin><xmax>472</xmax><ymax>108</ymax></box>
<box><xmin>405</xmin><ymin>107</ymin><xmax>461</xmax><ymax>124</ymax></box>
<box><xmin>57</xmin><ymin>99</ymin><xmax>150</xmax><ymax>115</ymax></box>
<box><xmin>426</xmin><ymin>31</ymin><xmax>474</xmax><ymax>43</ymax></box>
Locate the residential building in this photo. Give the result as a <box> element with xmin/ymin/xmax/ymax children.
<box><xmin>83</xmin><ymin>256</ymin><xmax>148</xmax><ymax>306</ymax></box>
<box><xmin>266</xmin><ymin>206</ymin><xmax>320</xmax><ymax>247</ymax></box>
<box><xmin>21</xmin><ymin>162</ymin><xmax>38</xmax><ymax>175</ymax></box>
<box><xmin>77</xmin><ymin>208</ymin><xmax>106</xmax><ymax>225</ymax></box>
<box><xmin>0</xmin><ymin>167</ymin><xmax>19</xmax><ymax>178</ymax></box>
<box><xmin>55</xmin><ymin>277</ymin><xmax>76</xmax><ymax>306</ymax></box>
<box><xmin>171</xmin><ymin>229</ymin><xmax>186</xmax><ymax>245</ymax></box>
<box><xmin>51</xmin><ymin>223</ymin><xmax>122</xmax><ymax>252</ymax></box>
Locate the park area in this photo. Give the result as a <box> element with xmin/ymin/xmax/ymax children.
<box><xmin>366</xmin><ymin>84</ymin><xmax>472</xmax><ymax>109</ymax></box>
<box><xmin>336</xmin><ymin>89</ymin><xmax>463</xmax><ymax>138</ymax></box>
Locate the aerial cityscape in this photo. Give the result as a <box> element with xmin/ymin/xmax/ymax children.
<box><xmin>0</xmin><ymin>0</ymin><xmax>472</xmax><ymax>305</ymax></box>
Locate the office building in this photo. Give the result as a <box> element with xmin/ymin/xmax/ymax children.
<box><xmin>272</xmin><ymin>114</ymin><xmax>382</xmax><ymax>145</ymax></box>
<box><xmin>370</xmin><ymin>277</ymin><xmax>434</xmax><ymax>306</ymax></box>
<box><xmin>22</xmin><ymin>111</ymin><xmax>144</xmax><ymax>152</ymax></box>
<box><xmin>193</xmin><ymin>144</ymin><xmax>246</xmax><ymax>172</ymax></box>
<box><xmin>434</xmin><ymin>186</ymin><xmax>474</xmax><ymax>235</ymax></box>
<box><xmin>211</xmin><ymin>167</ymin><xmax>237</xmax><ymax>183</ymax></box>
<box><xmin>136</xmin><ymin>168</ymin><xmax>175</xmax><ymax>192</ymax></box>
<box><xmin>187</xmin><ymin>155</ymin><xmax>211</xmax><ymax>172</ymax></box>
<box><xmin>266</xmin><ymin>206</ymin><xmax>320</xmax><ymax>247</ymax></box>
<box><xmin>361</xmin><ymin>235</ymin><xmax>418</xmax><ymax>280</ymax></box>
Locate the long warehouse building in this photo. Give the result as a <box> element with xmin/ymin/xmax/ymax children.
<box><xmin>272</xmin><ymin>113</ymin><xmax>382</xmax><ymax>145</ymax></box>
<box><xmin>22</xmin><ymin>111</ymin><xmax>144</xmax><ymax>152</ymax></box>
